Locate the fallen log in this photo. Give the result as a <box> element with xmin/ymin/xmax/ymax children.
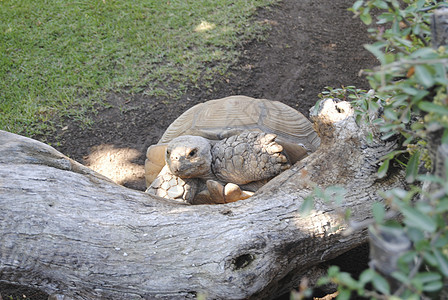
<box><xmin>0</xmin><ymin>99</ymin><xmax>406</xmax><ymax>299</ymax></box>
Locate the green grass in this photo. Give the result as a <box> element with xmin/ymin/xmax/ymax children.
<box><xmin>0</xmin><ymin>0</ymin><xmax>277</xmax><ymax>136</ymax></box>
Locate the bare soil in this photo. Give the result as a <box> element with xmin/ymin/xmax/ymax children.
<box><xmin>2</xmin><ymin>0</ymin><xmax>377</xmax><ymax>298</ymax></box>
<box><xmin>46</xmin><ymin>0</ymin><xmax>377</xmax><ymax>192</ymax></box>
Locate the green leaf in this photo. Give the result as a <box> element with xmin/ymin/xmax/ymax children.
<box><xmin>416</xmin><ymin>0</ymin><xmax>426</xmax><ymax>9</ymax></box>
<box><xmin>380</xmin><ymin>123</ymin><xmax>399</xmax><ymax>132</ymax></box>
<box><xmin>443</xmin><ymin>129</ymin><xmax>448</xmax><ymax>144</ymax></box>
<box><xmin>410</xmin><ymin>47</ymin><xmax>436</xmax><ymax>59</ymax></box>
<box><xmin>411</xmin><ymin>121</ymin><xmax>425</xmax><ymax>131</ymax></box>
<box><xmin>446</xmin><ymin>161</ymin><xmax>448</xmax><ymax>192</ymax></box>
<box><xmin>312</xmin><ymin>100</ymin><xmax>323</xmax><ymax>115</ymax></box>
<box><xmin>359</xmin><ymin>269</ymin><xmax>375</xmax><ymax>286</ymax></box>
<box><xmin>381</xmin><ymin>150</ymin><xmax>406</xmax><ymax>160</ymax></box>
<box><xmin>410</xmin><ymin>276</ymin><xmax>424</xmax><ymax>291</ymax></box>
<box><xmin>436</xmin><ymin>197</ymin><xmax>448</xmax><ymax>213</ymax></box>
<box><xmin>411</xmin><ymin>90</ymin><xmax>429</xmax><ymax>104</ymax></box>
<box><xmin>336</xmin><ymin>289</ymin><xmax>351</xmax><ymax>300</ymax></box>
<box><xmin>390</xmin><ymin>188</ymin><xmax>409</xmax><ymax>200</ymax></box>
<box><xmin>407</xmin><ymin>227</ymin><xmax>424</xmax><ymax>243</ymax></box>
<box><xmin>372</xmin><ymin>202</ymin><xmax>385</xmax><ymax>223</ymax></box>
<box><xmin>434</xmin><ymin>249</ymin><xmax>448</xmax><ymax>277</ymax></box>
<box><xmin>406</xmin><ymin>295</ymin><xmax>421</xmax><ymax>300</ymax></box>
<box><xmin>405</xmin><ymin>151</ymin><xmax>420</xmax><ymax>183</ymax></box>
<box><xmin>422</xmin><ymin>280</ymin><xmax>443</xmax><ymax>292</ymax></box>
<box><xmin>372</xmin><ymin>0</ymin><xmax>389</xmax><ymax>9</ymax></box>
<box><xmin>391</xmin><ymin>19</ymin><xmax>401</xmax><ymax>34</ymax></box>
<box><xmin>410</xmin><ymin>89</ymin><xmax>429</xmax><ymax>104</ymax></box>
<box><xmin>394</xmin><ymin>36</ymin><xmax>413</xmax><ymax>48</ymax></box>
<box><xmin>402</xmin><ymin>108</ymin><xmax>411</xmax><ymax>124</ymax></box>
<box><xmin>300</xmin><ymin>196</ymin><xmax>314</xmax><ymax>216</ymax></box>
<box><xmin>415</xmin><ymin>272</ymin><xmax>442</xmax><ymax>283</ymax></box>
<box><xmin>372</xmin><ymin>273</ymin><xmax>390</xmax><ymax>295</ymax></box>
<box><xmin>414</xmin><ymin>65</ymin><xmax>435</xmax><ymax>88</ymax></box>
<box><xmin>423</xmin><ymin>251</ymin><xmax>437</xmax><ymax>266</ymax></box>
<box><xmin>317</xmin><ymin>276</ymin><xmax>330</xmax><ymax>286</ymax></box>
<box><xmin>417</xmin><ymin>174</ymin><xmax>446</xmax><ymax>185</ymax></box>
<box><xmin>366</xmin><ymin>132</ymin><xmax>373</xmax><ymax>144</ymax></box>
<box><xmin>364</xmin><ymin>44</ymin><xmax>385</xmax><ymax>64</ymax></box>
<box><xmin>433</xmin><ymin>235</ymin><xmax>448</xmax><ymax>248</ymax></box>
<box><xmin>377</xmin><ymin>12</ymin><xmax>395</xmax><ymax>23</ymax></box>
<box><xmin>398</xmin><ymin>250</ymin><xmax>418</xmax><ymax>265</ymax></box>
<box><xmin>328</xmin><ymin>265</ymin><xmax>340</xmax><ymax>277</ymax></box>
<box><xmin>384</xmin><ymin>53</ymin><xmax>396</xmax><ymax>64</ymax></box>
<box><xmin>352</xmin><ymin>0</ymin><xmax>364</xmax><ymax>11</ymax></box>
<box><xmin>384</xmin><ymin>108</ymin><xmax>398</xmax><ymax>120</ymax></box>
<box><xmin>435</xmin><ymin>64</ymin><xmax>448</xmax><ymax>85</ymax></box>
<box><xmin>391</xmin><ymin>271</ymin><xmax>409</xmax><ymax>284</ymax></box>
<box><xmin>360</xmin><ymin>12</ymin><xmax>372</xmax><ymax>25</ymax></box>
<box><xmin>378</xmin><ymin>159</ymin><xmax>390</xmax><ymax>178</ymax></box>
<box><xmin>397</xmin><ymin>251</ymin><xmax>417</xmax><ymax>273</ymax></box>
<box><xmin>416</xmin><ymin>201</ymin><xmax>432</xmax><ymax>214</ymax></box>
<box><xmin>418</xmin><ymin>101</ymin><xmax>448</xmax><ymax>115</ymax></box>
<box><xmin>402</xmin><ymin>206</ymin><xmax>437</xmax><ymax>232</ymax></box>
<box><xmin>400</xmin><ymin>85</ymin><xmax>420</xmax><ymax>96</ymax></box>
<box><xmin>338</xmin><ymin>272</ymin><xmax>359</xmax><ymax>290</ymax></box>
<box><xmin>415</xmin><ymin>239</ymin><xmax>430</xmax><ymax>251</ymax></box>
<box><xmin>314</xmin><ymin>187</ymin><xmax>325</xmax><ymax>200</ymax></box>
<box><xmin>413</xmin><ymin>23</ymin><xmax>421</xmax><ymax>35</ymax></box>
<box><xmin>402</xmin><ymin>135</ymin><xmax>414</xmax><ymax>146</ymax></box>
<box><xmin>391</xmin><ymin>94</ymin><xmax>409</xmax><ymax>106</ymax></box>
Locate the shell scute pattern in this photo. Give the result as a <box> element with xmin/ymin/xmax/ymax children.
<box><xmin>145</xmin><ymin>96</ymin><xmax>321</xmax><ymax>204</ymax></box>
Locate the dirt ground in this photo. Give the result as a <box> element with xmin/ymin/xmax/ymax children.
<box><xmin>46</xmin><ymin>0</ymin><xmax>377</xmax><ymax>191</ymax></box>
<box><xmin>2</xmin><ymin>0</ymin><xmax>377</xmax><ymax>298</ymax></box>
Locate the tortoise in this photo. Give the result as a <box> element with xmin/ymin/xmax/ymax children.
<box><xmin>144</xmin><ymin>95</ymin><xmax>320</xmax><ymax>204</ymax></box>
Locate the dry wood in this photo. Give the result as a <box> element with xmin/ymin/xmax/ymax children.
<box><xmin>0</xmin><ymin>99</ymin><xmax>406</xmax><ymax>299</ymax></box>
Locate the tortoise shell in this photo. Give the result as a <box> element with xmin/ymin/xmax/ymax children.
<box><xmin>145</xmin><ymin>95</ymin><xmax>320</xmax><ymax>186</ymax></box>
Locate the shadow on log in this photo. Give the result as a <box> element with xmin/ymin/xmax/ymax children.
<box><xmin>0</xmin><ymin>99</ymin><xmax>406</xmax><ymax>299</ymax></box>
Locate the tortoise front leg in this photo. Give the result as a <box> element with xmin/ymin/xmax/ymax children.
<box><xmin>147</xmin><ymin>166</ymin><xmax>254</xmax><ymax>204</ymax></box>
<box><xmin>189</xmin><ymin>180</ymin><xmax>253</xmax><ymax>204</ymax></box>
<box><xmin>198</xmin><ymin>180</ymin><xmax>253</xmax><ymax>204</ymax></box>
<box><xmin>146</xmin><ymin>165</ymin><xmax>199</xmax><ymax>203</ymax></box>
<box><xmin>212</xmin><ymin>131</ymin><xmax>291</xmax><ymax>184</ymax></box>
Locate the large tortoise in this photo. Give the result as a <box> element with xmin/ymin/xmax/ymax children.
<box><xmin>145</xmin><ymin>95</ymin><xmax>320</xmax><ymax>204</ymax></box>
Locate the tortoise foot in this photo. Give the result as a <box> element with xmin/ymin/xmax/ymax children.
<box><xmin>206</xmin><ymin>180</ymin><xmax>253</xmax><ymax>203</ymax></box>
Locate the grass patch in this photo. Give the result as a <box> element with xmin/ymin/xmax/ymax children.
<box><xmin>0</xmin><ymin>0</ymin><xmax>277</xmax><ymax>137</ymax></box>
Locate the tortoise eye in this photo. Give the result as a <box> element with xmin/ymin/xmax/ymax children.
<box><xmin>188</xmin><ymin>148</ymin><xmax>197</xmax><ymax>157</ymax></box>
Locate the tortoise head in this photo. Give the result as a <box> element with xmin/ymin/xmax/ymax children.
<box><xmin>165</xmin><ymin>135</ymin><xmax>212</xmax><ymax>179</ymax></box>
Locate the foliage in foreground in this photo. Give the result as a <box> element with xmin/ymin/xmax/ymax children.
<box><xmin>299</xmin><ymin>0</ymin><xmax>448</xmax><ymax>299</ymax></box>
<box><xmin>0</xmin><ymin>0</ymin><xmax>277</xmax><ymax>136</ymax></box>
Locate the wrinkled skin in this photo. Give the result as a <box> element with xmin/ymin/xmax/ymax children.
<box><xmin>147</xmin><ymin>132</ymin><xmax>290</xmax><ymax>204</ymax></box>
<box><xmin>165</xmin><ymin>135</ymin><xmax>214</xmax><ymax>179</ymax></box>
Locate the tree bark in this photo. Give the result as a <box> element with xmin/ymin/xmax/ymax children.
<box><xmin>0</xmin><ymin>99</ymin><xmax>406</xmax><ymax>300</ymax></box>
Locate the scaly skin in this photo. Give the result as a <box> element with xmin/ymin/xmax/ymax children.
<box><xmin>146</xmin><ymin>132</ymin><xmax>290</xmax><ymax>204</ymax></box>
<box><xmin>211</xmin><ymin>131</ymin><xmax>290</xmax><ymax>185</ymax></box>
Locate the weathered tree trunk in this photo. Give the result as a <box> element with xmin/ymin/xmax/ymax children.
<box><xmin>0</xmin><ymin>99</ymin><xmax>406</xmax><ymax>300</ymax></box>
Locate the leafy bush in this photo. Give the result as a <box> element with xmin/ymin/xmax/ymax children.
<box><xmin>307</xmin><ymin>1</ymin><xmax>448</xmax><ymax>299</ymax></box>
